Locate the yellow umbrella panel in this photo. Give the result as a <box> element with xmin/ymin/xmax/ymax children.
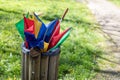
<box><xmin>28</xmin><ymin>13</ymin><xmax>42</xmax><ymax>38</ymax></box>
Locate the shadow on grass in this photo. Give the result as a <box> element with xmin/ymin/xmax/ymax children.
<box><xmin>96</xmin><ymin>54</ymin><xmax>120</xmax><ymax>65</ymax></box>
<box><xmin>42</xmin><ymin>14</ymin><xmax>92</xmax><ymax>26</ymax></box>
<box><xmin>95</xmin><ymin>69</ymin><xmax>120</xmax><ymax>75</ymax></box>
<box><xmin>0</xmin><ymin>8</ymin><xmax>21</xmax><ymax>14</ymax></box>
<box><xmin>94</xmin><ymin>69</ymin><xmax>120</xmax><ymax>78</ymax></box>
<box><xmin>58</xmin><ymin>45</ymin><xmax>103</xmax><ymax>79</ymax></box>
<box><xmin>58</xmin><ymin>45</ymin><xmax>120</xmax><ymax>79</ymax></box>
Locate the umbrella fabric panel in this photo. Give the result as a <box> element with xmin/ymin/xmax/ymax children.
<box><xmin>41</xmin><ymin>42</ymin><xmax>49</xmax><ymax>52</ymax></box>
<box><xmin>15</xmin><ymin>19</ymin><xmax>25</xmax><ymax>40</ymax></box>
<box><xmin>48</xmin><ymin>28</ymin><xmax>70</xmax><ymax>49</ymax></box>
<box><xmin>48</xmin><ymin>20</ymin><xmax>60</xmax><ymax>43</ymax></box>
<box><xmin>24</xmin><ymin>40</ymin><xmax>29</xmax><ymax>49</ymax></box>
<box><xmin>28</xmin><ymin>13</ymin><xmax>42</xmax><ymax>38</ymax></box>
<box><xmin>15</xmin><ymin>13</ymin><xmax>29</xmax><ymax>40</ymax></box>
<box><xmin>34</xmin><ymin>13</ymin><xmax>42</xmax><ymax>22</ymax></box>
<box><xmin>50</xmin><ymin>28</ymin><xmax>71</xmax><ymax>51</ymax></box>
<box><xmin>37</xmin><ymin>23</ymin><xmax>47</xmax><ymax>41</ymax></box>
<box><xmin>44</xmin><ymin>19</ymin><xmax>58</xmax><ymax>43</ymax></box>
<box><xmin>33</xmin><ymin>14</ymin><xmax>42</xmax><ymax>38</ymax></box>
<box><xmin>24</xmin><ymin>13</ymin><xmax>47</xmax><ymax>49</ymax></box>
<box><xmin>24</xmin><ymin>32</ymin><xmax>44</xmax><ymax>49</ymax></box>
<box><xmin>24</xmin><ymin>17</ymin><xmax>35</xmax><ymax>34</ymax></box>
<box><xmin>33</xmin><ymin>13</ymin><xmax>46</xmax><ymax>40</ymax></box>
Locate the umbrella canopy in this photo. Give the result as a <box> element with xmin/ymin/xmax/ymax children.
<box><xmin>39</xmin><ymin>19</ymin><xmax>59</xmax><ymax>52</ymax></box>
<box><xmin>44</xmin><ymin>19</ymin><xmax>59</xmax><ymax>43</ymax></box>
<box><xmin>28</xmin><ymin>13</ymin><xmax>47</xmax><ymax>40</ymax></box>
<box><xmin>49</xmin><ymin>28</ymin><xmax>72</xmax><ymax>51</ymax></box>
<box><xmin>28</xmin><ymin>13</ymin><xmax>42</xmax><ymax>38</ymax></box>
<box><xmin>16</xmin><ymin>8</ymin><xmax>70</xmax><ymax>52</ymax></box>
<box><xmin>34</xmin><ymin>13</ymin><xmax>42</xmax><ymax>38</ymax></box>
<box><xmin>37</xmin><ymin>22</ymin><xmax>47</xmax><ymax>41</ymax></box>
<box><xmin>24</xmin><ymin>32</ymin><xmax>44</xmax><ymax>49</ymax></box>
<box><xmin>49</xmin><ymin>20</ymin><xmax>60</xmax><ymax>43</ymax></box>
<box><xmin>24</xmin><ymin>14</ymin><xmax>47</xmax><ymax>49</ymax></box>
<box><xmin>48</xmin><ymin>27</ymin><xmax>70</xmax><ymax>49</ymax></box>
<box><xmin>15</xmin><ymin>13</ymin><xmax>29</xmax><ymax>40</ymax></box>
<box><xmin>32</xmin><ymin>13</ymin><xmax>48</xmax><ymax>52</ymax></box>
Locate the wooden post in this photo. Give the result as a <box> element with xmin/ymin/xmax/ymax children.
<box><xmin>21</xmin><ymin>52</ymin><xmax>25</xmax><ymax>80</ymax></box>
<box><xmin>40</xmin><ymin>56</ymin><xmax>49</xmax><ymax>80</ymax></box>
<box><xmin>24</xmin><ymin>54</ymin><xmax>29</xmax><ymax>80</ymax></box>
<box><xmin>29</xmin><ymin>54</ymin><xmax>32</xmax><ymax>80</ymax></box>
<box><xmin>30</xmin><ymin>48</ymin><xmax>41</xmax><ymax>80</ymax></box>
<box><xmin>48</xmin><ymin>54</ymin><xmax>60</xmax><ymax>80</ymax></box>
<box><xmin>21</xmin><ymin>52</ymin><xmax>30</xmax><ymax>80</ymax></box>
<box><xmin>55</xmin><ymin>55</ymin><xmax>60</xmax><ymax>80</ymax></box>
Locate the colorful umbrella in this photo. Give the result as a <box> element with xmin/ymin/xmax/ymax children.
<box><xmin>36</xmin><ymin>21</ymin><xmax>47</xmax><ymax>41</ymax></box>
<box><xmin>28</xmin><ymin>13</ymin><xmax>42</xmax><ymax>38</ymax></box>
<box><xmin>48</xmin><ymin>27</ymin><xmax>70</xmax><ymax>49</ymax></box>
<box><xmin>49</xmin><ymin>20</ymin><xmax>60</xmax><ymax>43</ymax></box>
<box><xmin>24</xmin><ymin>14</ymin><xmax>47</xmax><ymax>49</ymax></box>
<box><xmin>16</xmin><ymin>8</ymin><xmax>71</xmax><ymax>53</ymax></box>
<box><xmin>42</xmin><ymin>19</ymin><xmax>59</xmax><ymax>52</ymax></box>
<box><xmin>24</xmin><ymin>32</ymin><xmax>44</xmax><ymax>49</ymax></box>
<box><xmin>49</xmin><ymin>28</ymin><xmax>72</xmax><ymax>51</ymax></box>
<box><xmin>44</xmin><ymin>19</ymin><xmax>59</xmax><ymax>43</ymax></box>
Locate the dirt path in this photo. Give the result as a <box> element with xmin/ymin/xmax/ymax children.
<box><xmin>78</xmin><ymin>0</ymin><xmax>120</xmax><ymax>80</ymax></box>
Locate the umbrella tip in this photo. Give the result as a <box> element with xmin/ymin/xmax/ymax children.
<box><xmin>34</xmin><ymin>12</ymin><xmax>43</xmax><ymax>16</ymax></box>
<box><xmin>69</xmin><ymin>27</ymin><xmax>72</xmax><ymax>30</ymax></box>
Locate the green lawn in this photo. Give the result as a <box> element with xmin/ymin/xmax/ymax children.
<box><xmin>109</xmin><ymin>0</ymin><xmax>120</xmax><ymax>6</ymax></box>
<box><xmin>0</xmin><ymin>0</ymin><xmax>104</xmax><ymax>80</ymax></box>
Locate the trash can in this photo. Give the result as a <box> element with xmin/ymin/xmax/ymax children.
<box><xmin>21</xmin><ymin>43</ymin><xmax>60</xmax><ymax>80</ymax></box>
<box><xmin>15</xmin><ymin>8</ymin><xmax>70</xmax><ymax>80</ymax></box>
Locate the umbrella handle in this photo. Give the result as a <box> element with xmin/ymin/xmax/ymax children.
<box><xmin>61</xmin><ymin>8</ymin><xmax>69</xmax><ymax>22</ymax></box>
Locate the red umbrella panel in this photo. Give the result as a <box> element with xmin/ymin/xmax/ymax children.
<box><xmin>48</xmin><ymin>27</ymin><xmax>70</xmax><ymax>49</ymax></box>
<box><xmin>49</xmin><ymin>20</ymin><xmax>60</xmax><ymax>43</ymax></box>
<box><xmin>24</xmin><ymin>17</ymin><xmax>35</xmax><ymax>34</ymax></box>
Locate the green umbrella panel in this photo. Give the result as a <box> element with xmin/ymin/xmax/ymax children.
<box><xmin>15</xmin><ymin>13</ymin><xmax>29</xmax><ymax>40</ymax></box>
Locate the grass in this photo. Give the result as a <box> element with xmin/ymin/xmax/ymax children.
<box><xmin>109</xmin><ymin>0</ymin><xmax>120</xmax><ymax>6</ymax></box>
<box><xmin>0</xmin><ymin>0</ymin><xmax>104</xmax><ymax>80</ymax></box>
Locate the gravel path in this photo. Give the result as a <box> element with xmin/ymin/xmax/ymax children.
<box><xmin>78</xmin><ymin>0</ymin><xmax>120</xmax><ymax>80</ymax></box>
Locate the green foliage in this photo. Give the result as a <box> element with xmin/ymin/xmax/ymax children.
<box><xmin>109</xmin><ymin>0</ymin><xmax>120</xmax><ymax>6</ymax></box>
<box><xmin>0</xmin><ymin>0</ymin><xmax>104</xmax><ymax>79</ymax></box>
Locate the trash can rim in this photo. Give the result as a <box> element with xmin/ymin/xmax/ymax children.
<box><xmin>21</xmin><ymin>43</ymin><xmax>60</xmax><ymax>56</ymax></box>
<box><xmin>21</xmin><ymin>43</ymin><xmax>30</xmax><ymax>54</ymax></box>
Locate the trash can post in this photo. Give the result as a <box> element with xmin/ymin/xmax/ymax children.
<box><xmin>30</xmin><ymin>48</ymin><xmax>41</xmax><ymax>80</ymax></box>
<box><xmin>55</xmin><ymin>54</ymin><xmax>60</xmax><ymax>80</ymax></box>
<box><xmin>21</xmin><ymin>52</ymin><xmax>25</xmax><ymax>80</ymax></box>
<box><xmin>21</xmin><ymin>52</ymin><xmax>30</xmax><ymax>80</ymax></box>
<box><xmin>25</xmin><ymin>54</ymin><xmax>30</xmax><ymax>80</ymax></box>
<box><xmin>40</xmin><ymin>56</ymin><xmax>49</xmax><ymax>80</ymax></box>
<box><xmin>48</xmin><ymin>53</ymin><xmax>60</xmax><ymax>80</ymax></box>
<box><xmin>28</xmin><ymin>54</ymin><xmax>32</xmax><ymax>80</ymax></box>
